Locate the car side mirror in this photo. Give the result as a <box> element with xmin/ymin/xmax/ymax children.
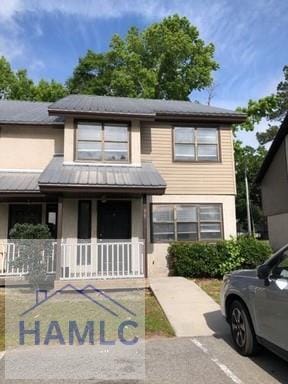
<box><xmin>257</xmin><ymin>264</ymin><xmax>271</xmax><ymax>280</ymax></box>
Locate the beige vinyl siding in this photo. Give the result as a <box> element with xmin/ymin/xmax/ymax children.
<box><xmin>0</xmin><ymin>125</ymin><xmax>64</xmax><ymax>170</ymax></box>
<box><xmin>141</xmin><ymin>122</ymin><xmax>236</xmax><ymax>195</ymax></box>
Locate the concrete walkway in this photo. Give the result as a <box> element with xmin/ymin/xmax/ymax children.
<box><xmin>150</xmin><ymin>277</ymin><xmax>229</xmax><ymax>337</ymax></box>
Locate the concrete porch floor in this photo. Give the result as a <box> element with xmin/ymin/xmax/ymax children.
<box><xmin>54</xmin><ymin>278</ymin><xmax>149</xmax><ymax>291</ymax></box>
<box><xmin>1</xmin><ymin>277</ymin><xmax>149</xmax><ymax>290</ymax></box>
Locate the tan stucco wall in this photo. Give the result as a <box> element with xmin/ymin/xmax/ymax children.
<box><xmin>64</xmin><ymin>118</ymin><xmax>74</xmax><ymax>162</ymax></box>
<box><xmin>0</xmin><ymin>125</ymin><xmax>64</xmax><ymax>169</ymax></box>
<box><xmin>131</xmin><ymin>198</ymin><xmax>143</xmax><ymax>240</ymax></box>
<box><xmin>267</xmin><ymin>213</ymin><xmax>288</xmax><ymax>251</ymax></box>
<box><xmin>0</xmin><ymin>204</ymin><xmax>8</xmax><ymax>240</ymax></box>
<box><xmin>62</xmin><ymin>199</ymin><xmax>78</xmax><ymax>241</ymax></box>
<box><xmin>141</xmin><ymin>123</ymin><xmax>236</xmax><ymax>195</ymax></box>
<box><xmin>147</xmin><ymin>194</ymin><xmax>237</xmax><ymax>277</ymax></box>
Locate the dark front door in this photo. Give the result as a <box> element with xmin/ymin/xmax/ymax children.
<box><xmin>97</xmin><ymin>201</ymin><xmax>131</xmax><ymax>240</ymax></box>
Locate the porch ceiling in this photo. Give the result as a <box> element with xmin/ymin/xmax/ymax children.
<box><xmin>38</xmin><ymin>155</ymin><xmax>166</xmax><ymax>195</ymax></box>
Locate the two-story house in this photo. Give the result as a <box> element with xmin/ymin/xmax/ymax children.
<box><xmin>257</xmin><ymin>113</ymin><xmax>288</xmax><ymax>250</ymax></box>
<box><xmin>0</xmin><ymin>95</ymin><xmax>245</xmax><ymax>284</ymax></box>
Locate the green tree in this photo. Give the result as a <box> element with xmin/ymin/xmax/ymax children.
<box><xmin>234</xmin><ymin>141</ymin><xmax>267</xmax><ymax>234</ymax></box>
<box><xmin>0</xmin><ymin>56</ymin><xmax>67</xmax><ymax>102</ymax></box>
<box><xmin>67</xmin><ymin>15</ymin><xmax>219</xmax><ymax>99</ymax></box>
<box><xmin>33</xmin><ymin>79</ymin><xmax>68</xmax><ymax>102</ymax></box>
<box><xmin>233</xmin><ymin>65</ymin><xmax>288</xmax><ymax>235</ymax></box>
<box><xmin>12</xmin><ymin>69</ymin><xmax>35</xmax><ymax>100</ymax></box>
<box><xmin>0</xmin><ymin>56</ymin><xmax>16</xmax><ymax>99</ymax></box>
<box><xmin>235</xmin><ymin>65</ymin><xmax>288</xmax><ymax>143</ymax></box>
<box><xmin>256</xmin><ymin>125</ymin><xmax>279</xmax><ymax>146</ymax></box>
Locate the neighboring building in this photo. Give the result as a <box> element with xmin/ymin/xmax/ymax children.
<box><xmin>0</xmin><ymin>95</ymin><xmax>245</xmax><ymax>282</ymax></box>
<box><xmin>257</xmin><ymin>113</ymin><xmax>288</xmax><ymax>250</ymax></box>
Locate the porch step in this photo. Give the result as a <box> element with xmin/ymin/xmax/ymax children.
<box><xmin>54</xmin><ymin>278</ymin><xmax>149</xmax><ymax>291</ymax></box>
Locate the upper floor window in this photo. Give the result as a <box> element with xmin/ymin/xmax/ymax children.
<box><xmin>77</xmin><ymin>122</ymin><xmax>129</xmax><ymax>162</ymax></box>
<box><xmin>174</xmin><ymin>127</ymin><xmax>219</xmax><ymax>162</ymax></box>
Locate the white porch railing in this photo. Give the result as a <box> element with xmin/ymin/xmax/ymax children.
<box><xmin>61</xmin><ymin>241</ymin><xmax>145</xmax><ymax>280</ymax></box>
<box><xmin>0</xmin><ymin>241</ymin><xmax>145</xmax><ymax>280</ymax></box>
<box><xmin>0</xmin><ymin>242</ymin><xmax>56</xmax><ymax>276</ymax></box>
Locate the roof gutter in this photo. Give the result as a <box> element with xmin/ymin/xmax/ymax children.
<box><xmin>39</xmin><ymin>184</ymin><xmax>166</xmax><ymax>195</ymax></box>
<box><xmin>48</xmin><ymin>109</ymin><xmax>246</xmax><ymax>124</ymax></box>
<box><xmin>48</xmin><ymin>109</ymin><xmax>156</xmax><ymax>120</ymax></box>
<box><xmin>155</xmin><ymin>113</ymin><xmax>246</xmax><ymax>123</ymax></box>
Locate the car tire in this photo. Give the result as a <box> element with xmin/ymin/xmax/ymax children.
<box><xmin>229</xmin><ymin>300</ymin><xmax>259</xmax><ymax>356</ymax></box>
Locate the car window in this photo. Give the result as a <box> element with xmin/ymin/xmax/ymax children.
<box><xmin>272</xmin><ymin>252</ymin><xmax>288</xmax><ymax>279</ymax></box>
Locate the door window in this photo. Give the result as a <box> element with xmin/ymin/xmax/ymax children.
<box><xmin>46</xmin><ymin>204</ymin><xmax>57</xmax><ymax>239</ymax></box>
<box><xmin>272</xmin><ymin>253</ymin><xmax>288</xmax><ymax>279</ymax></box>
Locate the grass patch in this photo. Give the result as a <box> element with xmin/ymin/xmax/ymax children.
<box><xmin>0</xmin><ymin>288</ymin><xmax>173</xmax><ymax>350</ymax></box>
<box><xmin>145</xmin><ymin>291</ymin><xmax>174</xmax><ymax>338</ymax></box>
<box><xmin>193</xmin><ymin>278</ymin><xmax>222</xmax><ymax>304</ymax></box>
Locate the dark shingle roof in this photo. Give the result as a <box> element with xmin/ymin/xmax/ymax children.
<box><xmin>0</xmin><ymin>100</ymin><xmax>64</xmax><ymax>125</ymax></box>
<box><xmin>0</xmin><ymin>96</ymin><xmax>246</xmax><ymax>124</ymax></box>
<box><xmin>256</xmin><ymin>113</ymin><xmax>288</xmax><ymax>183</ymax></box>
<box><xmin>0</xmin><ymin>171</ymin><xmax>40</xmax><ymax>193</ymax></box>
<box><xmin>39</xmin><ymin>155</ymin><xmax>166</xmax><ymax>194</ymax></box>
<box><xmin>48</xmin><ymin>94</ymin><xmax>246</xmax><ymax>121</ymax></box>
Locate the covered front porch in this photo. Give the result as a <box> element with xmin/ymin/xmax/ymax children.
<box><xmin>0</xmin><ymin>156</ymin><xmax>166</xmax><ymax>284</ymax></box>
<box><xmin>0</xmin><ymin>195</ymin><xmax>148</xmax><ymax>283</ymax></box>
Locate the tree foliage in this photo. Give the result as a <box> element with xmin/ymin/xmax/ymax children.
<box><xmin>235</xmin><ymin>65</ymin><xmax>288</xmax><ymax>141</ymax></box>
<box><xmin>234</xmin><ymin>66</ymin><xmax>288</xmax><ymax>233</ymax></box>
<box><xmin>67</xmin><ymin>15</ymin><xmax>219</xmax><ymax>99</ymax></box>
<box><xmin>256</xmin><ymin>125</ymin><xmax>279</xmax><ymax>146</ymax></box>
<box><xmin>0</xmin><ymin>56</ymin><xmax>68</xmax><ymax>102</ymax></box>
<box><xmin>234</xmin><ymin>141</ymin><xmax>267</xmax><ymax>233</ymax></box>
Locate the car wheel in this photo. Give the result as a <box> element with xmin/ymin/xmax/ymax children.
<box><xmin>229</xmin><ymin>300</ymin><xmax>258</xmax><ymax>356</ymax></box>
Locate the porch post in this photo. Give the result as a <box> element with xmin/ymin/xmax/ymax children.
<box><xmin>143</xmin><ymin>195</ymin><xmax>148</xmax><ymax>278</ymax></box>
<box><xmin>56</xmin><ymin>197</ymin><xmax>63</xmax><ymax>280</ymax></box>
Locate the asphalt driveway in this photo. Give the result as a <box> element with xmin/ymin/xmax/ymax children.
<box><xmin>1</xmin><ymin>278</ymin><xmax>287</xmax><ymax>382</ymax></box>
<box><xmin>0</xmin><ymin>335</ymin><xmax>287</xmax><ymax>383</ymax></box>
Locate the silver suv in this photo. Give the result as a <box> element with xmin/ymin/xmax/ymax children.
<box><xmin>221</xmin><ymin>244</ymin><xmax>288</xmax><ymax>361</ymax></box>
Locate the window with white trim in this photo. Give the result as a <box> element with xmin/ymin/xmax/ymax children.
<box><xmin>152</xmin><ymin>204</ymin><xmax>223</xmax><ymax>242</ymax></box>
<box><xmin>174</xmin><ymin>127</ymin><xmax>219</xmax><ymax>161</ymax></box>
<box><xmin>77</xmin><ymin>122</ymin><xmax>129</xmax><ymax>162</ymax></box>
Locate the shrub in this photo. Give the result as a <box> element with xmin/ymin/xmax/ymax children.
<box><xmin>9</xmin><ymin>223</ymin><xmax>51</xmax><ymax>239</ymax></box>
<box><xmin>9</xmin><ymin>224</ymin><xmax>52</xmax><ymax>288</ymax></box>
<box><xmin>237</xmin><ymin>236</ymin><xmax>272</xmax><ymax>269</ymax></box>
<box><xmin>169</xmin><ymin>237</ymin><xmax>272</xmax><ymax>278</ymax></box>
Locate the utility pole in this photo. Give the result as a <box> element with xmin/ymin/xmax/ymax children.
<box><xmin>245</xmin><ymin>165</ymin><xmax>252</xmax><ymax>235</ymax></box>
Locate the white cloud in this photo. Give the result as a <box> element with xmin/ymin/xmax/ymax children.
<box><xmin>0</xmin><ymin>0</ymin><xmax>167</xmax><ymax>20</ymax></box>
<box><xmin>0</xmin><ymin>0</ymin><xmax>23</xmax><ymax>21</ymax></box>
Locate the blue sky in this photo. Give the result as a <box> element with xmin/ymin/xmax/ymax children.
<box><xmin>1</xmin><ymin>0</ymin><xmax>288</xmax><ymax>145</ymax></box>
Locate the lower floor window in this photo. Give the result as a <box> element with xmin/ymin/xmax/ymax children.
<box><xmin>8</xmin><ymin>204</ymin><xmax>42</xmax><ymax>237</ymax></box>
<box><xmin>151</xmin><ymin>204</ymin><xmax>223</xmax><ymax>242</ymax></box>
<box><xmin>8</xmin><ymin>203</ymin><xmax>58</xmax><ymax>239</ymax></box>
